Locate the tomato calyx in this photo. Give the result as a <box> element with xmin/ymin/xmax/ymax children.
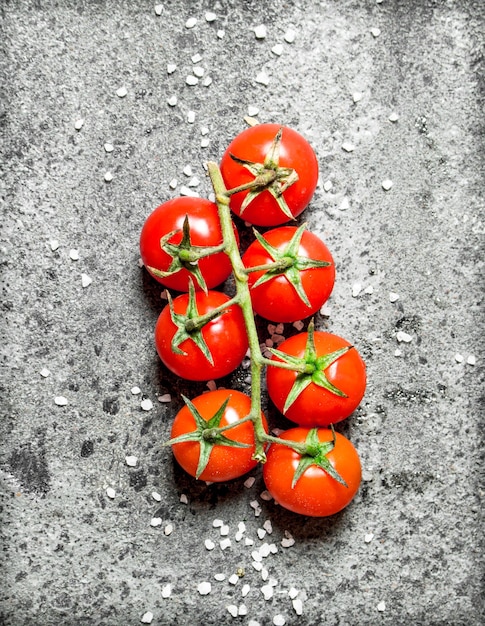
<box><xmin>291</xmin><ymin>427</ymin><xmax>347</xmax><ymax>488</ymax></box>
<box><xmin>269</xmin><ymin>319</ymin><xmax>350</xmax><ymax>413</ymax></box>
<box><xmin>164</xmin><ymin>395</ymin><xmax>252</xmax><ymax>479</ymax></box>
<box><xmin>245</xmin><ymin>223</ymin><xmax>332</xmax><ymax>308</ymax></box>
<box><xmin>147</xmin><ymin>215</ymin><xmax>226</xmax><ymax>293</ymax></box>
<box><xmin>226</xmin><ymin>128</ymin><xmax>299</xmax><ymax>220</ymax></box>
<box><xmin>167</xmin><ymin>280</ymin><xmax>220</xmax><ymax>365</ymax></box>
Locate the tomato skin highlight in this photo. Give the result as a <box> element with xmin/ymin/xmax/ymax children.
<box><xmin>171</xmin><ymin>390</ymin><xmax>267</xmax><ymax>482</ymax></box>
<box><xmin>242</xmin><ymin>226</ymin><xmax>335</xmax><ymax>323</ymax></box>
<box><xmin>263</xmin><ymin>427</ymin><xmax>362</xmax><ymax>517</ymax></box>
<box><xmin>220</xmin><ymin>124</ymin><xmax>319</xmax><ymax>227</ymax></box>
<box><xmin>139</xmin><ymin>197</ymin><xmax>238</xmax><ymax>291</ymax></box>
<box><xmin>155</xmin><ymin>291</ymin><xmax>248</xmax><ymax>381</ymax></box>
<box><xmin>267</xmin><ymin>331</ymin><xmax>366</xmax><ymax>426</ymax></box>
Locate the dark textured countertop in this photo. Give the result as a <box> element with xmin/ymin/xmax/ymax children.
<box><xmin>1</xmin><ymin>1</ymin><xmax>483</xmax><ymax>624</ymax></box>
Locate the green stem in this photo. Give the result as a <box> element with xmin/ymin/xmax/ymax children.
<box><xmin>184</xmin><ymin>294</ymin><xmax>241</xmax><ymax>333</ymax></box>
<box><xmin>207</xmin><ymin>161</ymin><xmax>268</xmax><ymax>462</ymax></box>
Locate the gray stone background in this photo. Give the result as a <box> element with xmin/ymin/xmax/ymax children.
<box><xmin>1</xmin><ymin>1</ymin><xmax>483</xmax><ymax>625</ymax></box>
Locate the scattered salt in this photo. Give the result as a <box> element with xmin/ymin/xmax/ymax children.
<box><xmin>288</xmin><ymin>588</ymin><xmax>299</xmax><ymax>600</ymax></box>
<box><xmin>389</xmin><ymin>292</ymin><xmax>400</xmax><ymax>302</ymax></box>
<box><xmin>254</xmin><ymin>25</ymin><xmax>267</xmax><ymax>39</ymax></box>
<box><xmin>455</xmin><ymin>354</ymin><xmax>464</xmax><ymax>363</ymax></box>
<box><xmin>352</xmin><ymin>283</ymin><xmax>362</xmax><ymax>297</ymax></box>
<box><xmin>396</xmin><ymin>331</ymin><xmax>412</xmax><ymax>343</ymax></box>
<box><xmin>292</xmin><ymin>598</ymin><xmax>303</xmax><ymax>615</ymax></box>
<box><xmin>261</xmin><ymin>585</ymin><xmax>273</xmax><ymax>600</ymax></box>
<box><xmin>205</xmin><ymin>538</ymin><xmax>215</xmax><ymax>550</ymax></box>
<box><xmin>193</xmin><ymin>66</ymin><xmax>205</xmax><ymax>78</ymax></box>
<box><xmin>158</xmin><ymin>393</ymin><xmax>171</xmax><ymax>403</ymax></box>
<box><xmin>272</xmin><ymin>44</ymin><xmax>284</xmax><ymax>56</ymax></box>
<box><xmin>382</xmin><ymin>179</ymin><xmax>393</xmax><ymax>191</ymax></box>
<box><xmin>164</xmin><ymin>524</ymin><xmax>173</xmax><ymax>536</ymax></box>
<box><xmin>205</xmin><ymin>12</ymin><xmax>217</xmax><ymax>22</ymax></box>
<box><xmin>389</xmin><ymin>112</ymin><xmax>399</xmax><ymax>122</ymax></box>
<box><xmin>228</xmin><ymin>574</ymin><xmax>239</xmax><ymax>585</ymax></box>
<box><xmin>217</xmin><ymin>30</ymin><xmax>225</xmax><ymax>39</ymax></box>
<box><xmin>169</xmin><ymin>178</ymin><xmax>177</xmax><ymax>189</ymax></box>
<box><xmin>104</xmin><ymin>143</ymin><xmax>114</xmax><ymax>152</ymax></box>
<box><xmin>220</xmin><ymin>538</ymin><xmax>232</xmax><ymax>550</ymax></box>
<box><xmin>227</xmin><ymin>605</ymin><xmax>238</xmax><ymax>618</ymax></box>
<box><xmin>152</xmin><ymin>491</ymin><xmax>162</xmax><ymax>501</ymax></box>
<box><xmin>255</xmin><ymin>71</ymin><xmax>270</xmax><ymax>86</ymax></box>
<box><xmin>365</xmin><ymin>532</ymin><xmax>374</xmax><ymax>543</ymax></box>
<box><xmin>167</xmin><ymin>63</ymin><xmax>177</xmax><ymax>74</ymax></box>
<box><xmin>377</xmin><ymin>601</ymin><xmax>386</xmax><ymax>612</ymax></box>
<box><xmin>161</xmin><ymin>584</ymin><xmax>172</xmax><ymax>598</ymax></box>
<box><xmin>197</xmin><ymin>581</ymin><xmax>211</xmax><ymax>595</ymax></box>
<box><xmin>141</xmin><ymin>611</ymin><xmax>153</xmax><ymax>624</ymax></box>
<box><xmin>323</xmin><ymin>180</ymin><xmax>333</xmax><ymax>191</ymax></box>
<box><xmin>371</xmin><ymin>27</ymin><xmax>381</xmax><ymax>37</ymax></box>
<box><xmin>467</xmin><ymin>355</ymin><xmax>476</xmax><ymax>365</ymax></box>
<box><xmin>40</xmin><ymin>368</ymin><xmax>50</xmax><ymax>378</ymax></box>
<box><xmin>125</xmin><ymin>455</ymin><xmax>138</xmax><ymax>467</ymax></box>
<box><xmin>284</xmin><ymin>28</ymin><xmax>296</xmax><ymax>43</ymax></box>
<box><xmin>104</xmin><ymin>172</ymin><xmax>113</xmax><ymax>182</ymax></box>
<box><xmin>50</xmin><ymin>239</ymin><xmax>59</xmax><ymax>251</ymax></box>
<box><xmin>186</xmin><ymin>75</ymin><xmax>198</xmax><ymax>86</ymax></box>
<box><xmin>106</xmin><ymin>487</ymin><xmax>116</xmax><ymax>499</ymax></box>
<box><xmin>241</xmin><ymin>584</ymin><xmax>250</xmax><ymax>597</ymax></box>
<box><xmin>74</xmin><ymin>118</ymin><xmax>84</xmax><ymax>130</ymax></box>
<box><xmin>167</xmin><ymin>95</ymin><xmax>178</xmax><ymax>107</ymax></box>
<box><xmin>212</xmin><ymin>518</ymin><xmax>223</xmax><ymax>528</ymax></box>
<box><xmin>187</xmin><ymin>111</ymin><xmax>196</xmax><ymax>123</ymax></box>
<box><xmin>54</xmin><ymin>396</ymin><xmax>68</xmax><ymax>406</ymax></box>
<box><xmin>281</xmin><ymin>531</ymin><xmax>295</xmax><ymax>548</ymax></box>
<box><xmin>248</xmin><ymin>106</ymin><xmax>259</xmax><ymax>117</ymax></box>
<box><xmin>352</xmin><ymin>92</ymin><xmax>363</xmax><ymax>103</ymax></box>
<box><xmin>180</xmin><ymin>493</ymin><xmax>188</xmax><ymax>504</ymax></box>
<box><xmin>342</xmin><ymin>141</ymin><xmax>355</xmax><ymax>152</ymax></box>
<box><xmin>340</xmin><ymin>197</ymin><xmax>350</xmax><ymax>210</ymax></box>
<box><xmin>150</xmin><ymin>517</ymin><xmax>162</xmax><ymax>527</ymax></box>
<box><xmin>154</xmin><ymin>5</ymin><xmax>163</xmax><ymax>16</ymax></box>
<box><xmin>214</xmin><ymin>573</ymin><xmax>226</xmax><ymax>581</ymax></box>
<box><xmin>141</xmin><ymin>398</ymin><xmax>153</xmax><ymax>411</ymax></box>
<box><xmin>238</xmin><ymin>605</ymin><xmax>248</xmax><ymax>616</ymax></box>
<box><xmin>185</xmin><ymin>17</ymin><xmax>197</xmax><ymax>29</ymax></box>
<box><xmin>273</xmin><ymin>615</ymin><xmax>286</xmax><ymax>625</ymax></box>
<box><xmin>116</xmin><ymin>86</ymin><xmax>127</xmax><ymax>98</ymax></box>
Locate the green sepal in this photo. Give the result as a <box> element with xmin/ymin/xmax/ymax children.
<box><xmin>292</xmin><ymin>427</ymin><xmax>347</xmax><ymax>489</ymax></box>
<box><xmin>250</xmin><ymin>224</ymin><xmax>331</xmax><ymax>309</ymax></box>
<box><xmin>167</xmin><ymin>280</ymin><xmax>214</xmax><ymax>366</ymax></box>
<box><xmin>149</xmin><ymin>215</ymin><xmax>226</xmax><ymax>294</ymax></box>
<box><xmin>269</xmin><ymin>320</ymin><xmax>350</xmax><ymax>414</ymax></box>
<box><xmin>229</xmin><ymin>127</ymin><xmax>299</xmax><ymax>219</ymax></box>
<box><xmin>164</xmin><ymin>395</ymin><xmax>251</xmax><ymax>479</ymax></box>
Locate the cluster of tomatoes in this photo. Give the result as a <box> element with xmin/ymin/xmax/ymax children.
<box><xmin>139</xmin><ymin>124</ymin><xmax>366</xmax><ymax>517</ymax></box>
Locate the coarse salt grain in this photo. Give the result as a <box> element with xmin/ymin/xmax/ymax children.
<box><xmin>104</xmin><ymin>143</ymin><xmax>114</xmax><ymax>152</ymax></box>
<box><xmin>106</xmin><ymin>487</ymin><xmax>116</xmax><ymax>499</ymax></box>
<box><xmin>131</xmin><ymin>386</ymin><xmax>141</xmax><ymax>395</ymax></box>
<box><xmin>257</xmin><ymin>528</ymin><xmax>266</xmax><ymax>540</ymax></box>
<box><xmin>187</xmin><ymin>110</ymin><xmax>196</xmax><ymax>123</ymax></box>
<box><xmin>238</xmin><ymin>605</ymin><xmax>248</xmax><ymax>616</ymax></box>
<box><xmin>382</xmin><ymin>179</ymin><xmax>393</xmax><ymax>191</ymax></box>
<box><xmin>292</xmin><ymin>598</ymin><xmax>303</xmax><ymax>615</ymax></box>
<box><xmin>186</xmin><ymin>75</ymin><xmax>198</xmax><ymax>86</ymax></box>
<box><xmin>254</xmin><ymin>25</ymin><xmax>267</xmax><ymax>39</ymax></box>
<box><xmin>74</xmin><ymin>118</ymin><xmax>84</xmax><ymax>130</ymax></box>
<box><xmin>185</xmin><ymin>17</ymin><xmax>197</xmax><ymax>28</ymax></box>
<box><xmin>50</xmin><ymin>239</ymin><xmax>59</xmax><ymax>251</ymax></box>
<box><xmin>180</xmin><ymin>186</ymin><xmax>199</xmax><ymax>197</ymax></box>
<box><xmin>116</xmin><ymin>86</ymin><xmax>127</xmax><ymax>98</ymax></box>
<box><xmin>284</xmin><ymin>28</ymin><xmax>296</xmax><ymax>43</ymax></box>
<box><xmin>169</xmin><ymin>178</ymin><xmax>177</xmax><ymax>189</ymax></box>
<box><xmin>193</xmin><ymin>66</ymin><xmax>205</xmax><ymax>78</ymax></box>
<box><xmin>167</xmin><ymin>63</ymin><xmax>177</xmax><ymax>74</ymax></box>
<box><xmin>273</xmin><ymin>615</ymin><xmax>286</xmax><ymax>625</ymax></box>
<box><xmin>104</xmin><ymin>172</ymin><xmax>113</xmax><ymax>182</ymax></box>
<box><xmin>198</xmin><ymin>581</ymin><xmax>211</xmax><ymax>595</ymax></box>
<box><xmin>214</xmin><ymin>573</ymin><xmax>225</xmax><ymax>581</ymax></box>
<box><xmin>288</xmin><ymin>588</ymin><xmax>299</xmax><ymax>600</ymax></box>
<box><xmin>272</xmin><ymin>43</ymin><xmax>284</xmax><ymax>56</ymax></box>
<box><xmin>389</xmin><ymin>292</ymin><xmax>400</xmax><ymax>302</ymax></box>
<box><xmin>248</xmin><ymin>106</ymin><xmax>259</xmax><ymax>117</ymax></box>
<box><xmin>467</xmin><ymin>355</ymin><xmax>476</xmax><ymax>365</ymax></box>
<box><xmin>394</xmin><ymin>348</ymin><xmax>402</xmax><ymax>357</ymax></box>
<box><xmin>205</xmin><ymin>538</ymin><xmax>215</xmax><ymax>550</ymax></box>
<box><xmin>227</xmin><ymin>605</ymin><xmax>238</xmax><ymax>618</ymax></box>
<box><xmin>40</xmin><ymin>368</ymin><xmax>50</xmax><ymax>378</ymax></box>
<box><xmin>242</xmin><ymin>584</ymin><xmax>250</xmax><ymax>597</ymax></box>
<box><xmin>220</xmin><ymin>524</ymin><xmax>229</xmax><ymax>536</ymax></box>
<box><xmin>371</xmin><ymin>27</ymin><xmax>381</xmax><ymax>37</ymax></box>
<box><xmin>161</xmin><ymin>584</ymin><xmax>172</xmax><ymax>598</ymax></box>
<box><xmin>201</xmin><ymin>137</ymin><xmax>210</xmax><ymax>148</ymax></box>
<box><xmin>342</xmin><ymin>141</ymin><xmax>355</xmax><ymax>152</ymax></box>
<box><xmin>125</xmin><ymin>455</ymin><xmax>138</xmax><ymax>467</ymax></box>
<box><xmin>205</xmin><ymin>12</ymin><xmax>217</xmax><ymax>22</ymax></box>
<box><xmin>377</xmin><ymin>601</ymin><xmax>386</xmax><ymax>612</ymax></box>
<box><xmin>141</xmin><ymin>398</ymin><xmax>153</xmax><ymax>411</ymax></box>
<box><xmin>389</xmin><ymin>112</ymin><xmax>399</xmax><ymax>122</ymax></box>
<box><xmin>281</xmin><ymin>532</ymin><xmax>295</xmax><ymax>548</ymax></box>
<box><xmin>217</xmin><ymin>30</ymin><xmax>225</xmax><ymax>39</ymax></box>
<box><xmin>158</xmin><ymin>393</ymin><xmax>171</xmax><ymax>403</ymax></box>
<box><xmin>396</xmin><ymin>331</ymin><xmax>412</xmax><ymax>343</ymax></box>
<box><xmin>248</xmin><ymin>621</ymin><xmax>261</xmax><ymax>626</ymax></box>
<box><xmin>188</xmin><ymin>176</ymin><xmax>200</xmax><ymax>187</ymax></box>
<box><xmin>255</xmin><ymin>72</ymin><xmax>270</xmax><ymax>86</ymax></box>
<box><xmin>180</xmin><ymin>493</ymin><xmax>188</xmax><ymax>504</ymax></box>
<box><xmin>213</xmin><ymin>518</ymin><xmax>224</xmax><ymax>528</ymax></box>
<box><xmin>263</xmin><ymin>520</ymin><xmax>273</xmax><ymax>534</ymax></box>
<box><xmin>150</xmin><ymin>518</ymin><xmax>162</xmax><ymax>527</ymax></box>
<box><xmin>220</xmin><ymin>538</ymin><xmax>232</xmax><ymax>550</ymax></box>
<box><xmin>228</xmin><ymin>574</ymin><xmax>239</xmax><ymax>585</ymax></box>
<box><xmin>141</xmin><ymin>611</ymin><xmax>153</xmax><ymax>624</ymax></box>
<box><xmin>167</xmin><ymin>95</ymin><xmax>177</xmax><ymax>107</ymax></box>
<box><xmin>54</xmin><ymin>396</ymin><xmax>68</xmax><ymax>406</ymax></box>
<box><xmin>207</xmin><ymin>380</ymin><xmax>217</xmax><ymax>391</ymax></box>
<box><xmin>164</xmin><ymin>524</ymin><xmax>173</xmax><ymax>536</ymax></box>
<box><xmin>152</xmin><ymin>491</ymin><xmax>162</xmax><ymax>501</ymax></box>
<box><xmin>245</xmin><ymin>537</ymin><xmax>254</xmax><ymax>547</ymax></box>
<box><xmin>340</xmin><ymin>197</ymin><xmax>350</xmax><ymax>210</ymax></box>
<box><xmin>352</xmin><ymin>283</ymin><xmax>362</xmax><ymax>297</ymax></box>
<box><xmin>154</xmin><ymin>4</ymin><xmax>163</xmax><ymax>16</ymax></box>
<box><xmin>455</xmin><ymin>354</ymin><xmax>464</xmax><ymax>363</ymax></box>
<box><xmin>261</xmin><ymin>585</ymin><xmax>273</xmax><ymax>600</ymax></box>
<box><xmin>323</xmin><ymin>180</ymin><xmax>333</xmax><ymax>191</ymax></box>
<box><xmin>365</xmin><ymin>532</ymin><xmax>374</xmax><ymax>543</ymax></box>
<box><xmin>364</xmin><ymin>285</ymin><xmax>374</xmax><ymax>295</ymax></box>
<box><xmin>352</xmin><ymin>91</ymin><xmax>363</xmax><ymax>102</ymax></box>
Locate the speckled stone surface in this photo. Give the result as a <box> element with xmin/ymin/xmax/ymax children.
<box><xmin>1</xmin><ymin>1</ymin><xmax>483</xmax><ymax>625</ymax></box>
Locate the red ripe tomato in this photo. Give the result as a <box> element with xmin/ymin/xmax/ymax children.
<box><xmin>155</xmin><ymin>290</ymin><xmax>248</xmax><ymax>380</ymax></box>
<box><xmin>170</xmin><ymin>389</ymin><xmax>268</xmax><ymax>482</ymax></box>
<box><xmin>220</xmin><ymin>124</ymin><xmax>319</xmax><ymax>227</ymax></box>
<box><xmin>139</xmin><ymin>197</ymin><xmax>238</xmax><ymax>291</ymax></box>
<box><xmin>266</xmin><ymin>330</ymin><xmax>366</xmax><ymax>426</ymax></box>
<box><xmin>242</xmin><ymin>225</ymin><xmax>335</xmax><ymax>323</ymax></box>
<box><xmin>262</xmin><ymin>427</ymin><xmax>361</xmax><ymax>516</ymax></box>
